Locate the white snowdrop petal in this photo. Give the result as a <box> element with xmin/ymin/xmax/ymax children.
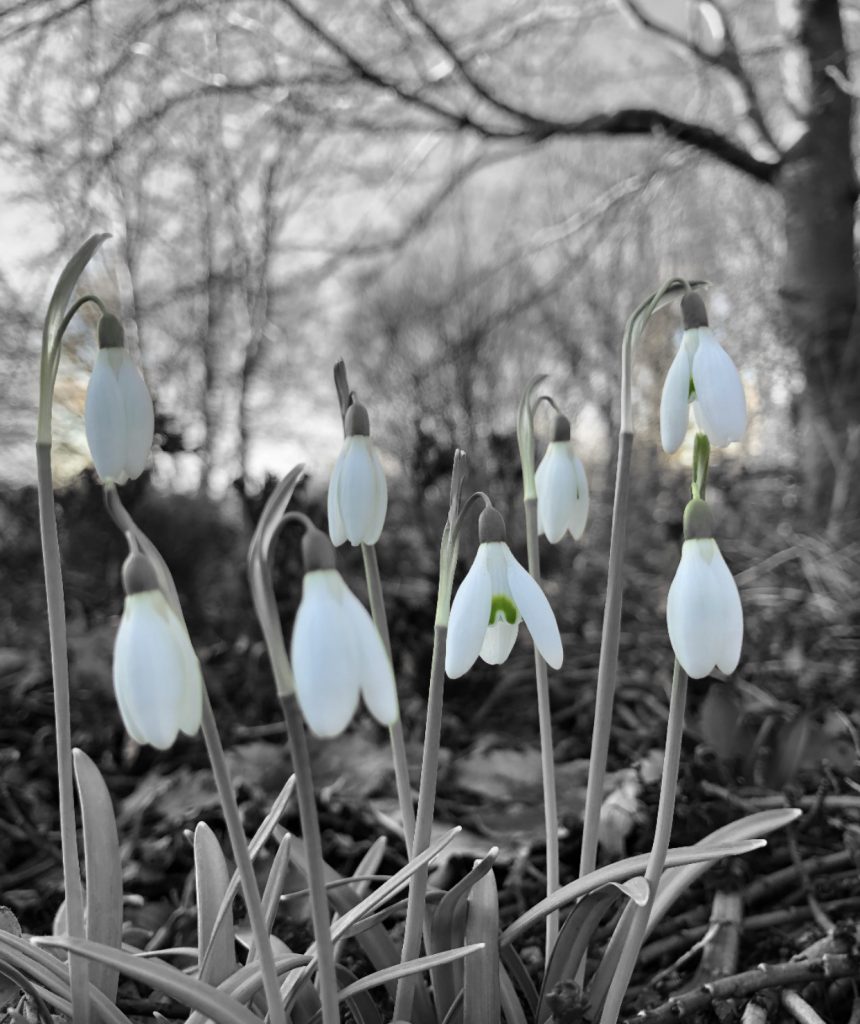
<box><xmin>711</xmin><ymin>547</ymin><xmax>743</xmax><ymax>674</ymax></box>
<box><xmin>479</xmin><ymin>618</ymin><xmax>519</xmax><ymax>665</ymax></box>
<box><xmin>660</xmin><ymin>345</ymin><xmax>692</xmax><ymax>454</ymax></box>
<box><xmin>339</xmin><ymin>439</ymin><xmax>378</xmax><ymax>545</ymax></box>
<box><xmin>537</xmin><ymin>444</ymin><xmax>577</xmax><ymax>544</ymax></box>
<box><xmin>327</xmin><ymin>452</ymin><xmax>348</xmax><ymax>547</ymax></box>
<box><xmin>666</xmin><ymin>541</ymin><xmax>720</xmax><ymax>679</ymax></box>
<box><xmin>534</xmin><ymin>458</ymin><xmax>547</xmax><ymax>537</ymax></box>
<box><xmin>503</xmin><ymin>547</ymin><xmax>563</xmax><ymax>669</ymax></box>
<box><xmin>114</xmin><ymin>595</ymin><xmax>186</xmax><ymax>749</ymax></box>
<box><xmin>445</xmin><ymin>545</ymin><xmax>492</xmax><ymax>679</ymax></box>
<box><xmin>85</xmin><ymin>351</ymin><xmax>128</xmax><ymax>482</ymax></box>
<box><xmin>341</xmin><ymin>587</ymin><xmax>399</xmax><ymax>725</ymax></box>
<box><xmin>165</xmin><ymin>609</ymin><xmax>203</xmax><ymax>736</ymax></box>
<box><xmin>112</xmin><ymin>609</ymin><xmax>149</xmax><ymax>744</ymax></box>
<box><xmin>291</xmin><ymin>573</ymin><xmax>360</xmax><ymax>737</ymax></box>
<box><xmin>365</xmin><ymin>446</ymin><xmax>388</xmax><ymax>546</ymax></box>
<box><xmin>691</xmin><ymin>329</ymin><xmax>747</xmax><ymax>447</ymax></box>
<box><xmin>118</xmin><ymin>356</ymin><xmax>154</xmax><ymax>479</ymax></box>
<box><xmin>569</xmin><ymin>455</ymin><xmax>590</xmax><ymax>540</ymax></box>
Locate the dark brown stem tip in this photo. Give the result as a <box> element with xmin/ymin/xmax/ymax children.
<box><xmin>683</xmin><ymin>498</ymin><xmax>714</xmax><ymax>540</ymax></box>
<box><xmin>344</xmin><ymin>401</ymin><xmax>370</xmax><ymax>437</ymax></box>
<box><xmin>98</xmin><ymin>313</ymin><xmax>125</xmax><ymax>349</ymax></box>
<box><xmin>302</xmin><ymin>526</ymin><xmax>337</xmax><ymax>571</ymax></box>
<box><xmin>552</xmin><ymin>413</ymin><xmax>571</xmax><ymax>442</ymax></box>
<box><xmin>478</xmin><ymin>505</ymin><xmax>506</xmax><ymax>544</ymax></box>
<box><xmin>681</xmin><ymin>292</ymin><xmax>709</xmax><ymax>329</ymax></box>
<box><xmin>122</xmin><ymin>552</ymin><xmax>160</xmax><ymax>595</ymax></box>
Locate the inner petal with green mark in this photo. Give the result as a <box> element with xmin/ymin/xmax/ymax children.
<box><xmin>489</xmin><ymin>593</ymin><xmax>518</xmax><ymax>625</ymax></box>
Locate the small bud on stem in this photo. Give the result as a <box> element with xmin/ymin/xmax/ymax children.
<box><xmin>98</xmin><ymin>313</ymin><xmax>125</xmax><ymax>349</ymax></box>
<box><xmin>683</xmin><ymin>498</ymin><xmax>714</xmax><ymax>540</ymax></box>
<box><xmin>344</xmin><ymin>401</ymin><xmax>370</xmax><ymax>437</ymax></box>
<box><xmin>122</xmin><ymin>552</ymin><xmax>160</xmax><ymax>595</ymax></box>
<box><xmin>552</xmin><ymin>413</ymin><xmax>571</xmax><ymax>442</ymax></box>
<box><xmin>681</xmin><ymin>292</ymin><xmax>709</xmax><ymax>329</ymax></box>
<box><xmin>478</xmin><ymin>505</ymin><xmax>507</xmax><ymax>544</ymax></box>
<box><xmin>302</xmin><ymin>526</ymin><xmax>338</xmax><ymax>572</ymax></box>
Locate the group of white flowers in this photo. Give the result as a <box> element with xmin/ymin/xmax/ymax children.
<box><xmin>85</xmin><ymin>289</ymin><xmax>746</xmax><ymax>750</ymax></box>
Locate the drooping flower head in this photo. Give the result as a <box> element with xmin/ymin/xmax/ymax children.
<box><xmin>113</xmin><ymin>552</ymin><xmax>203</xmax><ymax>749</ymax></box>
<box><xmin>328</xmin><ymin>400</ymin><xmax>388</xmax><ymax>547</ymax></box>
<box><xmin>535</xmin><ymin>413</ymin><xmax>590</xmax><ymax>543</ymax></box>
<box><xmin>666</xmin><ymin>498</ymin><xmax>743</xmax><ymax>679</ymax></box>
<box><xmin>85</xmin><ymin>314</ymin><xmax>154</xmax><ymax>484</ymax></box>
<box><xmin>445</xmin><ymin>505</ymin><xmax>563</xmax><ymax>678</ymax></box>
<box><xmin>291</xmin><ymin>524</ymin><xmax>398</xmax><ymax>737</ymax></box>
<box><xmin>660</xmin><ymin>292</ymin><xmax>746</xmax><ymax>454</ymax></box>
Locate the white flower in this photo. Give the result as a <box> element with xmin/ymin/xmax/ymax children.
<box><xmin>535</xmin><ymin>441</ymin><xmax>589</xmax><ymax>543</ymax></box>
<box><xmin>328</xmin><ymin>402</ymin><xmax>387</xmax><ymax>547</ymax></box>
<box><xmin>660</xmin><ymin>327</ymin><xmax>746</xmax><ymax>454</ymax></box>
<box><xmin>666</xmin><ymin>538</ymin><xmax>743</xmax><ymax>679</ymax></box>
<box><xmin>445</xmin><ymin>541</ymin><xmax>563</xmax><ymax>678</ymax></box>
<box><xmin>85</xmin><ymin>346</ymin><xmax>154</xmax><ymax>484</ymax></box>
<box><xmin>290</xmin><ymin>569</ymin><xmax>398</xmax><ymax>737</ymax></box>
<box><xmin>113</xmin><ymin>589</ymin><xmax>203</xmax><ymax>749</ymax></box>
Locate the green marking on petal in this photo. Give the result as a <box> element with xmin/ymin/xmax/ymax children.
<box><xmin>688</xmin><ymin>376</ymin><xmax>696</xmax><ymax>401</ymax></box>
<box><xmin>489</xmin><ymin>594</ymin><xmax>518</xmax><ymax>625</ymax></box>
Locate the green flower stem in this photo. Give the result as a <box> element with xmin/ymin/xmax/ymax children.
<box><xmin>393</xmin><ymin>624</ymin><xmax>448</xmax><ymax>1022</ymax></box>
<box><xmin>35</xmin><ymin>441</ymin><xmax>90</xmax><ymax>1024</ymax></box>
<box><xmin>199</xmin><ymin>691</ymin><xmax>287</xmax><ymax>1024</ymax></box>
<box><xmin>578</xmin><ymin>429</ymin><xmax>633</xmax><ymax>880</ymax></box>
<box><xmin>598</xmin><ymin>663</ymin><xmax>688</xmax><ymax>1024</ymax></box>
<box><xmin>280</xmin><ymin>693</ymin><xmax>340</xmax><ymax>1024</ymax></box>
<box><xmin>361</xmin><ymin>542</ymin><xmax>416</xmax><ymax>857</ymax></box>
<box><xmin>523</xmin><ymin>497</ymin><xmax>560</xmax><ymax>956</ymax></box>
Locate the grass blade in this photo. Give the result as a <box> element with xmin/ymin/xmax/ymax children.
<box><xmin>73</xmin><ymin>750</ymin><xmax>123</xmax><ymax>1003</ymax></box>
<box><xmin>194</xmin><ymin>823</ymin><xmax>236</xmax><ymax>985</ymax></box>
<box><xmin>463</xmin><ymin>868</ymin><xmax>500</xmax><ymax>1024</ymax></box>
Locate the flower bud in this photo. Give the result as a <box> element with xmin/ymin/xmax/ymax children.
<box><xmin>85</xmin><ymin>315</ymin><xmax>154</xmax><ymax>484</ymax></box>
<box><xmin>327</xmin><ymin>401</ymin><xmax>387</xmax><ymax>546</ymax></box>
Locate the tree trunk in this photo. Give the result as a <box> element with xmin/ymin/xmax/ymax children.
<box><xmin>777</xmin><ymin>0</ymin><xmax>860</xmax><ymax>529</ymax></box>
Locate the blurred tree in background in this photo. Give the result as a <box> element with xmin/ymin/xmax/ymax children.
<box><xmin>0</xmin><ymin>0</ymin><xmax>857</xmax><ymax>529</ymax></box>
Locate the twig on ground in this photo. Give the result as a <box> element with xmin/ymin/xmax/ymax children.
<box><xmin>627</xmin><ymin>955</ymin><xmax>856</xmax><ymax>1023</ymax></box>
<box><xmin>781</xmin><ymin>990</ymin><xmax>828</xmax><ymax>1024</ymax></box>
<box><xmin>786</xmin><ymin>829</ymin><xmax>837</xmax><ymax>935</ymax></box>
<box><xmin>691</xmin><ymin>890</ymin><xmax>743</xmax><ymax>984</ymax></box>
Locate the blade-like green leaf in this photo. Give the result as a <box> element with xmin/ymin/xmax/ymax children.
<box><xmin>198</xmin><ymin>774</ymin><xmax>295</xmax><ymax>977</ymax></box>
<box><xmin>251</xmin><ymin>832</ymin><xmax>292</xmax><ymax>959</ymax></box>
<box><xmin>194</xmin><ymin>823</ymin><xmax>236</xmax><ymax>985</ymax></box>
<box><xmin>463</xmin><ymin>869</ymin><xmax>500</xmax><ymax>1024</ymax></box>
<box><xmin>73</xmin><ymin>749</ymin><xmax>123</xmax><ymax>1004</ymax></box>
<box><xmin>38</xmin><ymin>935</ymin><xmax>262</xmax><ymax>1024</ymax></box>
<box><xmin>334</xmin><ymin>965</ymin><xmax>384</xmax><ymax>1024</ymax></box>
<box><xmin>500</xmin><ymin>961</ymin><xmax>529</xmax><ymax>1024</ymax></box>
<box><xmin>648</xmin><ymin>808</ymin><xmax>800</xmax><ymax>935</ymax></box>
<box><xmin>501</xmin><ymin>840</ymin><xmax>765</xmax><ymax>947</ymax></box>
<box><xmin>536</xmin><ymin>881</ymin><xmax>648</xmax><ymax>1023</ymax></box>
<box><xmin>336</xmin><ymin>944</ymin><xmax>485</xmax><ymax>1000</ymax></box>
<box><xmin>428</xmin><ymin>847</ymin><xmax>498</xmax><ymax>1021</ymax></box>
<box><xmin>500</xmin><ymin>946</ymin><xmax>538</xmax><ymax>1017</ymax></box>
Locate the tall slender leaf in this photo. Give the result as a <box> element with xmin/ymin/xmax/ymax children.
<box><xmin>463</xmin><ymin>869</ymin><xmax>500</xmax><ymax>1024</ymax></box>
<box><xmin>194</xmin><ymin>823</ymin><xmax>236</xmax><ymax>985</ymax></box>
<box><xmin>73</xmin><ymin>749</ymin><xmax>123</xmax><ymax>1003</ymax></box>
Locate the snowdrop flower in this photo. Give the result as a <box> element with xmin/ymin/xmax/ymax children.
<box><xmin>291</xmin><ymin>526</ymin><xmax>398</xmax><ymax>737</ymax></box>
<box><xmin>660</xmin><ymin>292</ymin><xmax>746</xmax><ymax>454</ymax></box>
<box><xmin>328</xmin><ymin>401</ymin><xmax>387</xmax><ymax>546</ymax></box>
<box><xmin>666</xmin><ymin>499</ymin><xmax>743</xmax><ymax>679</ymax></box>
<box><xmin>85</xmin><ymin>314</ymin><xmax>154</xmax><ymax>484</ymax></box>
<box><xmin>535</xmin><ymin>413</ymin><xmax>590</xmax><ymax>542</ymax></box>
<box><xmin>113</xmin><ymin>553</ymin><xmax>203</xmax><ymax>749</ymax></box>
<box><xmin>446</xmin><ymin>506</ymin><xmax>563</xmax><ymax>678</ymax></box>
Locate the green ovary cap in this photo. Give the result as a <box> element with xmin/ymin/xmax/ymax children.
<box><xmin>683</xmin><ymin>498</ymin><xmax>714</xmax><ymax>540</ymax></box>
<box><xmin>489</xmin><ymin>593</ymin><xmax>518</xmax><ymax>625</ymax></box>
<box><xmin>98</xmin><ymin>313</ymin><xmax>125</xmax><ymax>349</ymax></box>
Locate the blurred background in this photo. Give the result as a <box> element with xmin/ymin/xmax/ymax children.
<box><xmin>0</xmin><ymin>0</ymin><xmax>859</xmax><ymax>934</ymax></box>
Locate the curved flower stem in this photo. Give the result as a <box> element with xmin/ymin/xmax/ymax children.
<box><xmin>280</xmin><ymin>693</ymin><xmax>340</xmax><ymax>1024</ymax></box>
<box><xmin>523</xmin><ymin>497</ymin><xmax>559</xmax><ymax>956</ymax></box>
<box><xmin>598</xmin><ymin>662</ymin><xmax>688</xmax><ymax>1024</ymax></box>
<box><xmin>393</xmin><ymin>624</ymin><xmax>447</xmax><ymax>1022</ymax></box>
<box><xmin>199</xmin><ymin>691</ymin><xmax>287</xmax><ymax>1024</ymax></box>
<box><xmin>361</xmin><ymin>542</ymin><xmax>416</xmax><ymax>857</ymax></box>
<box><xmin>35</xmin><ymin>441</ymin><xmax>90</xmax><ymax>1024</ymax></box>
<box><xmin>578</xmin><ymin>429</ymin><xmax>634</xmax><ymax>880</ymax></box>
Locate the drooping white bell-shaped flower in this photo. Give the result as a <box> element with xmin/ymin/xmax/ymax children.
<box><xmin>328</xmin><ymin>401</ymin><xmax>387</xmax><ymax>547</ymax></box>
<box><xmin>535</xmin><ymin>414</ymin><xmax>590</xmax><ymax>543</ymax></box>
<box><xmin>113</xmin><ymin>553</ymin><xmax>203</xmax><ymax>749</ymax></box>
<box><xmin>446</xmin><ymin>507</ymin><xmax>563</xmax><ymax>678</ymax></box>
<box><xmin>85</xmin><ymin>314</ymin><xmax>154</xmax><ymax>484</ymax></box>
<box><xmin>291</xmin><ymin>526</ymin><xmax>398</xmax><ymax>737</ymax></box>
<box><xmin>660</xmin><ymin>293</ymin><xmax>746</xmax><ymax>454</ymax></box>
<box><xmin>666</xmin><ymin>499</ymin><xmax>743</xmax><ymax>679</ymax></box>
